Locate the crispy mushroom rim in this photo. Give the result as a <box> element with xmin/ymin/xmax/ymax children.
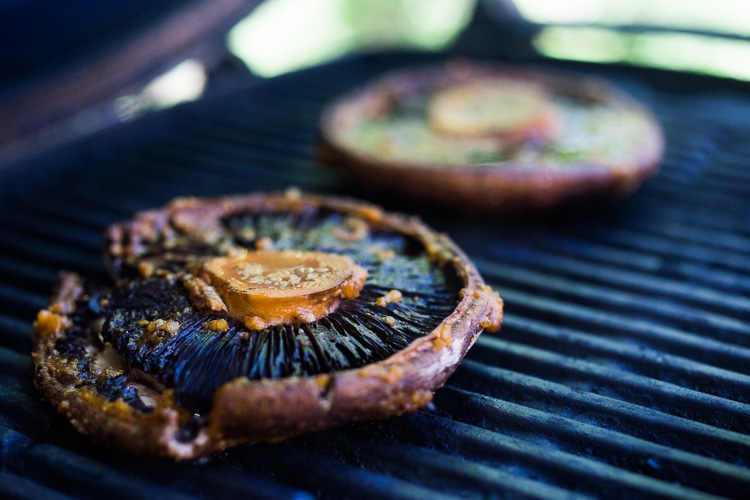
<box><xmin>317</xmin><ymin>59</ymin><xmax>665</xmax><ymax>213</ymax></box>
<box><xmin>32</xmin><ymin>190</ymin><xmax>503</xmax><ymax>460</ymax></box>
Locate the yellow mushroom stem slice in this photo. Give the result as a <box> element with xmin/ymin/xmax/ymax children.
<box><xmin>428</xmin><ymin>80</ymin><xmax>557</xmax><ymax>141</ymax></box>
<box><xmin>201</xmin><ymin>250</ymin><xmax>367</xmax><ymax>330</ymax></box>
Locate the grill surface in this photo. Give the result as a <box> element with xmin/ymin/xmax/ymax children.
<box><xmin>1</xmin><ymin>50</ymin><xmax>749</xmax><ymax>499</ymax></box>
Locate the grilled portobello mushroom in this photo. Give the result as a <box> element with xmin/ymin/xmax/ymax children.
<box><xmin>318</xmin><ymin>59</ymin><xmax>664</xmax><ymax>213</ymax></box>
<box><xmin>32</xmin><ymin>190</ymin><xmax>503</xmax><ymax>460</ymax></box>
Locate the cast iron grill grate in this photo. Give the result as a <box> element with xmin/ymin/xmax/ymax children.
<box><xmin>1</xmin><ymin>52</ymin><xmax>749</xmax><ymax>499</ymax></box>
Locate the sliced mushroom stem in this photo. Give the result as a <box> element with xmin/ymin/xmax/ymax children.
<box><xmin>201</xmin><ymin>250</ymin><xmax>367</xmax><ymax>329</ymax></box>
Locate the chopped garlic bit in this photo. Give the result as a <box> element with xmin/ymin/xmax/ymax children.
<box><xmin>238</xmin><ymin>227</ymin><xmax>256</xmax><ymax>241</ymax></box>
<box><xmin>34</xmin><ymin>309</ymin><xmax>71</xmax><ymax>337</ymax></box>
<box><xmin>374</xmin><ymin>248</ymin><xmax>396</xmax><ymax>261</ymax></box>
<box><xmin>376</xmin><ymin>289</ymin><xmax>403</xmax><ymax>307</ymax></box>
<box><xmin>143</xmin><ymin>319</ymin><xmax>180</xmax><ymax>335</ymax></box>
<box><xmin>381</xmin><ymin>315</ymin><xmax>397</xmax><ymax>326</ymax></box>
<box><xmin>203</xmin><ymin>318</ymin><xmax>229</xmax><ymax>332</ymax></box>
<box><xmin>333</xmin><ymin>216</ymin><xmax>369</xmax><ymax>242</ymax></box>
<box><xmin>255</xmin><ymin>236</ymin><xmax>275</xmax><ymax>250</ymax></box>
<box><xmin>138</xmin><ymin>261</ymin><xmax>155</xmax><ymax>278</ymax></box>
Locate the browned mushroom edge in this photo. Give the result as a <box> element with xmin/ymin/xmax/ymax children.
<box><xmin>317</xmin><ymin>59</ymin><xmax>665</xmax><ymax>214</ymax></box>
<box><xmin>32</xmin><ymin>190</ymin><xmax>503</xmax><ymax>460</ymax></box>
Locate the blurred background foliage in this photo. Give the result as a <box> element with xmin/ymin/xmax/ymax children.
<box><xmin>228</xmin><ymin>0</ymin><xmax>476</xmax><ymax>77</ymax></box>
<box><xmin>228</xmin><ymin>0</ymin><xmax>750</xmax><ymax>81</ymax></box>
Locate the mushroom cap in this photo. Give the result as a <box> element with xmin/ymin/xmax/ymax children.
<box><xmin>32</xmin><ymin>190</ymin><xmax>503</xmax><ymax>460</ymax></box>
<box><xmin>318</xmin><ymin>60</ymin><xmax>664</xmax><ymax>214</ymax></box>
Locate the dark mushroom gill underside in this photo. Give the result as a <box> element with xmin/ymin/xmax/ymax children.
<box><xmin>56</xmin><ymin>207</ymin><xmax>463</xmax><ymax>415</ymax></box>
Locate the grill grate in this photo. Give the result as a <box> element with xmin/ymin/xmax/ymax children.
<box><xmin>1</xmin><ymin>52</ymin><xmax>749</xmax><ymax>499</ymax></box>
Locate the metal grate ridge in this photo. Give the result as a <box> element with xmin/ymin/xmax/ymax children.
<box><xmin>469</xmin><ymin>335</ymin><xmax>750</xmax><ymax>432</ymax></box>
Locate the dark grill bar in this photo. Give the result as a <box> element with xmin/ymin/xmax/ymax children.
<box><xmin>1</xmin><ymin>49</ymin><xmax>749</xmax><ymax>498</ymax></box>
